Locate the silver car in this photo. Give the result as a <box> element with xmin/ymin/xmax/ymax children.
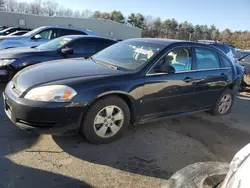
<box><xmin>0</xmin><ymin>26</ymin><xmax>97</xmax><ymax>50</ymax></box>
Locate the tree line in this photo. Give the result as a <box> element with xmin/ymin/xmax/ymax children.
<box><xmin>0</xmin><ymin>0</ymin><xmax>249</xmax><ymax>49</ymax></box>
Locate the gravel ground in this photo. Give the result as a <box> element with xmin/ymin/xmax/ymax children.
<box><xmin>0</xmin><ymin>77</ymin><xmax>250</xmax><ymax>188</ymax></box>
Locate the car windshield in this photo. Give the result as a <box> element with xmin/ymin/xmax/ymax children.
<box><xmin>36</xmin><ymin>37</ymin><xmax>73</xmax><ymax>51</ymax></box>
<box><xmin>235</xmin><ymin>50</ymin><xmax>250</xmax><ymax>59</ymax></box>
<box><xmin>23</xmin><ymin>27</ymin><xmax>43</xmax><ymax>37</ymax></box>
<box><xmin>93</xmin><ymin>40</ymin><xmax>165</xmax><ymax>71</ymax></box>
<box><xmin>0</xmin><ymin>28</ymin><xmax>11</xmax><ymax>34</ymax></box>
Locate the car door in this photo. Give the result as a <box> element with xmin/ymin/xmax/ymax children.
<box><xmin>142</xmin><ymin>47</ymin><xmax>197</xmax><ymax>119</ymax></box>
<box><xmin>30</xmin><ymin>28</ymin><xmax>59</xmax><ymax>46</ymax></box>
<box><xmin>192</xmin><ymin>47</ymin><xmax>232</xmax><ymax>109</ymax></box>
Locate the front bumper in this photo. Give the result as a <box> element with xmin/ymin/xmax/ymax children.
<box><xmin>3</xmin><ymin>85</ymin><xmax>87</xmax><ymax>135</ymax></box>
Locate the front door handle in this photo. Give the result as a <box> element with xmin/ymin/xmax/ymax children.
<box><xmin>183</xmin><ymin>77</ymin><xmax>194</xmax><ymax>83</ymax></box>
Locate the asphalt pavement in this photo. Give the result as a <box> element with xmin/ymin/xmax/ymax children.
<box><xmin>0</xmin><ymin>79</ymin><xmax>250</xmax><ymax>188</ymax></box>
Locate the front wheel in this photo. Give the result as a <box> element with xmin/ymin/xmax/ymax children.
<box><xmin>80</xmin><ymin>96</ymin><xmax>130</xmax><ymax>144</ymax></box>
<box><xmin>209</xmin><ymin>89</ymin><xmax>234</xmax><ymax>116</ymax></box>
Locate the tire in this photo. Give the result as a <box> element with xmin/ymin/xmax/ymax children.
<box><xmin>209</xmin><ymin>89</ymin><xmax>235</xmax><ymax>116</ymax></box>
<box><xmin>80</xmin><ymin>96</ymin><xmax>130</xmax><ymax>144</ymax></box>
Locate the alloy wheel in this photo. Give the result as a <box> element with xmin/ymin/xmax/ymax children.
<box><xmin>93</xmin><ymin>105</ymin><xmax>124</xmax><ymax>138</ymax></box>
<box><xmin>218</xmin><ymin>94</ymin><xmax>232</xmax><ymax>114</ymax></box>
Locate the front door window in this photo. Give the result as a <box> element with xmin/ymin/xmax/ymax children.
<box><xmin>150</xmin><ymin>47</ymin><xmax>193</xmax><ymax>74</ymax></box>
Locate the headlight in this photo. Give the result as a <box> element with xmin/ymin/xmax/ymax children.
<box><xmin>0</xmin><ymin>59</ymin><xmax>16</xmax><ymax>66</ymax></box>
<box><xmin>24</xmin><ymin>85</ymin><xmax>77</xmax><ymax>102</ymax></box>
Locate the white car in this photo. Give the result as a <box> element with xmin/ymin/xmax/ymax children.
<box><xmin>162</xmin><ymin>143</ymin><xmax>250</xmax><ymax>188</ymax></box>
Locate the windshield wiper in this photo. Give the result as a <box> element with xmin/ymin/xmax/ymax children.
<box><xmin>96</xmin><ymin>60</ymin><xmax>118</xmax><ymax>70</ymax></box>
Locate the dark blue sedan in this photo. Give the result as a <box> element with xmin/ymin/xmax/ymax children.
<box><xmin>0</xmin><ymin>35</ymin><xmax>116</xmax><ymax>81</ymax></box>
<box><xmin>3</xmin><ymin>39</ymin><xmax>238</xmax><ymax>144</ymax></box>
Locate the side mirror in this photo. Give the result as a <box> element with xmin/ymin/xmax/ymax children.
<box><xmin>154</xmin><ymin>64</ymin><xmax>176</xmax><ymax>74</ymax></box>
<box><xmin>34</xmin><ymin>34</ymin><xmax>42</xmax><ymax>39</ymax></box>
<box><xmin>61</xmin><ymin>48</ymin><xmax>74</xmax><ymax>55</ymax></box>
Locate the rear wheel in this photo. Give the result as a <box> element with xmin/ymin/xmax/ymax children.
<box><xmin>80</xmin><ymin>96</ymin><xmax>130</xmax><ymax>144</ymax></box>
<box><xmin>209</xmin><ymin>89</ymin><xmax>234</xmax><ymax>116</ymax></box>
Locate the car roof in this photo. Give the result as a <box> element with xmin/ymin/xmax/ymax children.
<box><xmin>0</xmin><ymin>27</ymin><xmax>18</xmax><ymax>31</ymax></box>
<box><xmin>59</xmin><ymin>35</ymin><xmax>116</xmax><ymax>41</ymax></box>
<box><xmin>37</xmin><ymin>26</ymin><xmax>97</xmax><ymax>35</ymax></box>
<box><xmin>128</xmin><ymin>38</ymin><xmax>223</xmax><ymax>50</ymax></box>
<box><xmin>130</xmin><ymin>38</ymin><xmax>185</xmax><ymax>45</ymax></box>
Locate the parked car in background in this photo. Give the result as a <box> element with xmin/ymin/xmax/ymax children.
<box><xmin>7</xmin><ymin>30</ymin><xmax>30</xmax><ymax>36</ymax></box>
<box><xmin>0</xmin><ymin>26</ymin><xmax>7</xmax><ymax>31</ymax></box>
<box><xmin>238</xmin><ymin>53</ymin><xmax>250</xmax><ymax>75</ymax></box>
<box><xmin>0</xmin><ymin>27</ymin><xmax>28</xmax><ymax>36</ymax></box>
<box><xmin>0</xmin><ymin>35</ymin><xmax>116</xmax><ymax>81</ymax></box>
<box><xmin>219</xmin><ymin>143</ymin><xmax>250</xmax><ymax>188</ymax></box>
<box><xmin>0</xmin><ymin>26</ymin><xmax>97</xmax><ymax>50</ymax></box>
<box><xmin>3</xmin><ymin>39</ymin><xmax>239</xmax><ymax>144</ymax></box>
<box><xmin>235</xmin><ymin>49</ymin><xmax>250</xmax><ymax>60</ymax></box>
<box><xmin>161</xmin><ymin>143</ymin><xmax>250</xmax><ymax>188</ymax></box>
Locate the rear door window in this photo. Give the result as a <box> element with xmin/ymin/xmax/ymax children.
<box><xmin>94</xmin><ymin>39</ymin><xmax>116</xmax><ymax>52</ymax></box>
<box><xmin>194</xmin><ymin>48</ymin><xmax>220</xmax><ymax>70</ymax></box>
<box><xmin>59</xmin><ymin>29</ymin><xmax>87</xmax><ymax>36</ymax></box>
<box><xmin>67</xmin><ymin>39</ymin><xmax>96</xmax><ymax>54</ymax></box>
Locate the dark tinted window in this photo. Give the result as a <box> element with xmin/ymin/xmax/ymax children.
<box><xmin>67</xmin><ymin>39</ymin><xmax>96</xmax><ymax>54</ymax></box>
<box><xmin>95</xmin><ymin>39</ymin><xmax>116</xmax><ymax>52</ymax></box>
<box><xmin>221</xmin><ymin>56</ymin><xmax>232</xmax><ymax>67</ymax></box>
<box><xmin>59</xmin><ymin>29</ymin><xmax>87</xmax><ymax>36</ymax></box>
<box><xmin>4</xmin><ymin>28</ymin><xmax>18</xmax><ymax>34</ymax></box>
<box><xmin>13</xmin><ymin>31</ymin><xmax>27</xmax><ymax>36</ymax></box>
<box><xmin>195</xmin><ymin>48</ymin><xmax>220</xmax><ymax>69</ymax></box>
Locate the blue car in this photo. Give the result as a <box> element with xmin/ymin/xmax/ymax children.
<box><xmin>0</xmin><ymin>26</ymin><xmax>97</xmax><ymax>50</ymax></box>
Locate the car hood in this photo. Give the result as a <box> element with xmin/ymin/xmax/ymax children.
<box><xmin>0</xmin><ymin>47</ymin><xmax>54</xmax><ymax>58</ymax></box>
<box><xmin>12</xmin><ymin>58</ymin><xmax>125</xmax><ymax>92</ymax></box>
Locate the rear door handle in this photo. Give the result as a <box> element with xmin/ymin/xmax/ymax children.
<box><xmin>183</xmin><ymin>77</ymin><xmax>194</xmax><ymax>83</ymax></box>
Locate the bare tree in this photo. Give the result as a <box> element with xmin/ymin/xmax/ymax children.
<box><xmin>43</xmin><ymin>0</ymin><xmax>58</xmax><ymax>16</ymax></box>
<box><xmin>81</xmin><ymin>9</ymin><xmax>93</xmax><ymax>18</ymax></box>
<box><xmin>0</xmin><ymin>0</ymin><xmax>5</xmax><ymax>11</ymax></box>
<box><xmin>16</xmin><ymin>2</ymin><xmax>29</xmax><ymax>13</ymax></box>
<box><xmin>4</xmin><ymin>0</ymin><xmax>17</xmax><ymax>12</ymax></box>
<box><xmin>30</xmin><ymin>0</ymin><xmax>43</xmax><ymax>15</ymax></box>
<box><xmin>74</xmin><ymin>10</ymin><xmax>80</xmax><ymax>18</ymax></box>
<box><xmin>64</xmin><ymin>8</ymin><xmax>73</xmax><ymax>17</ymax></box>
<box><xmin>56</xmin><ymin>5</ymin><xmax>65</xmax><ymax>16</ymax></box>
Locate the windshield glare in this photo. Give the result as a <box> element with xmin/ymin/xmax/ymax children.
<box><xmin>37</xmin><ymin>37</ymin><xmax>73</xmax><ymax>51</ymax></box>
<box><xmin>23</xmin><ymin>27</ymin><xmax>43</xmax><ymax>37</ymax></box>
<box><xmin>93</xmin><ymin>40</ymin><xmax>165</xmax><ymax>70</ymax></box>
